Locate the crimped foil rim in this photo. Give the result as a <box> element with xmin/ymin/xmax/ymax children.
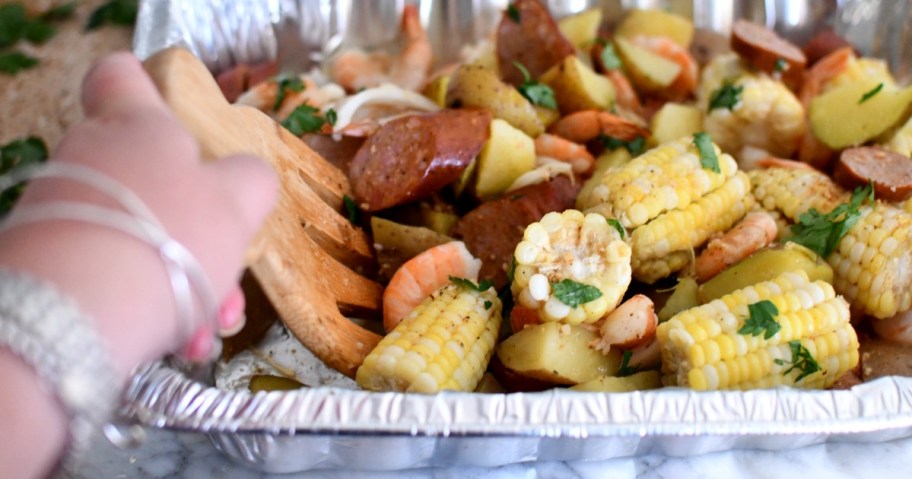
<box><xmin>123</xmin><ymin>362</ymin><xmax>912</xmax><ymax>437</ymax></box>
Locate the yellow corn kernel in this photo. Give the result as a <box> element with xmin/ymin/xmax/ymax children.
<box><xmin>356</xmin><ymin>283</ymin><xmax>501</xmax><ymax>393</ymax></box>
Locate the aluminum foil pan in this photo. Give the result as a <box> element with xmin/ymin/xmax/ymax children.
<box><xmin>128</xmin><ymin>0</ymin><xmax>912</xmax><ymax>473</ymax></box>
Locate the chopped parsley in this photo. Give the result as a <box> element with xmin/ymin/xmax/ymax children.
<box><xmin>342</xmin><ymin>194</ymin><xmax>358</xmax><ymax>224</ymax></box>
<box><xmin>737</xmin><ymin>300</ymin><xmax>780</xmax><ymax>339</ymax></box>
<box><xmin>273</xmin><ymin>77</ymin><xmax>305</xmax><ymax>111</ymax></box>
<box><xmin>616</xmin><ymin>350</ymin><xmax>639</xmax><ymax>377</ymax></box>
<box><xmin>0</xmin><ymin>51</ymin><xmax>38</xmax><ymax>75</ymax></box>
<box><xmin>775</xmin><ymin>340</ymin><xmax>821</xmax><ymax>382</ymax></box>
<box><xmin>708</xmin><ymin>81</ymin><xmax>743</xmax><ymax>112</ymax></box>
<box><xmin>606</xmin><ymin>217</ymin><xmax>626</xmax><ymax>239</ymax></box>
<box><xmin>506</xmin><ymin>4</ymin><xmax>521</xmax><ymax>23</ymax></box>
<box><xmin>692</xmin><ymin>132</ymin><xmax>720</xmax><ymax>173</ymax></box>
<box><xmin>1</xmin><ymin>136</ymin><xmax>48</xmax><ymax>215</ymax></box>
<box><xmin>773</xmin><ymin>58</ymin><xmax>788</xmax><ymax>73</ymax></box>
<box><xmin>789</xmin><ymin>183</ymin><xmax>873</xmax><ymax>258</ymax></box>
<box><xmin>596</xmin><ymin>39</ymin><xmax>623</xmax><ymax>71</ymax></box>
<box><xmin>86</xmin><ymin>0</ymin><xmax>138</xmax><ymax>31</ymax></box>
<box><xmin>484</xmin><ymin>300</ymin><xmax>493</xmax><ymax>310</ymax></box>
<box><xmin>325</xmin><ymin>108</ymin><xmax>338</xmax><ymax>125</ymax></box>
<box><xmin>859</xmin><ymin>83</ymin><xmax>884</xmax><ymax>104</ymax></box>
<box><xmin>599</xmin><ymin>134</ymin><xmax>645</xmax><ymax>156</ymax></box>
<box><xmin>0</xmin><ymin>4</ymin><xmax>28</xmax><ymax>48</ymax></box>
<box><xmin>552</xmin><ymin>279</ymin><xmax>603</xmax><ymax>307</ymax></box>
<box><xmin>449</xmin><ymin>276</ymin><xmax>493</xmax><ymax>292</ymax></box>
<box><xmin>513</xmin><ymin>61</ymin><xmax>558</xmax><ymax>110</ymax></box>
<box><xmin>281</xmin><ymin>104</ymin><xmax>327</xmax><ymax>136</ymax></box>
<box><xmin>42</xmin><ymin>2</ymin><xmax>77</xmax><ymax>21</ymax></box>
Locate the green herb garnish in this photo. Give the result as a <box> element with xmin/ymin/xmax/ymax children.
<box><xmin>325</xmin><ymin>108</ymin><xmax>337</xmax><ymax>125</ymax></box>
<box><xmin>738</xmin><ymin>300</ymin><xmax>780</xmax><ymax>339</ymax></box>
<box><xmin>42</xmin><ymin>2</ymin><xmax>77</xmax><ymax>21</ymax></box>
<box><xmin>775</xmin><ymin>340</ymin><xmax>821</xmax><ymax>382</ymax></box>
<box><xmin>616</xmin><ymin>350</ymin><xmax>639</xmax><ymax>377</ymax></box>
<box><xmin>342</xmin><ymin>194</ymin><xmax>358</xmax><ymax>224</ymax></box>
<box><xmin>599</xmin><ymin>134</ymin><xmax>645</xmax><ymax>156</ymax></box>
<box><xmin>273</xmin><ymin>77</ymin><xmax>305</xmax><ymax>111</ymax></box>
<box><xmin>708</xmin><ymin>81</ymin><xmax>743</xmax><ymax>112</ymax></box>
<box><xmin>86</xmin><ymin>0</ymin><xmax>138</xmax><ymax>31</ymax></box>
<box><xmin>773</xmin><ymin>58</ymin><xmax>787</xmax><ymax>73</ymax></box>
<box><xmin>597</xmin><ymin>39</ymin><xmax>622</xmax><ymax>71</ymax></box>
<box><xmin>859</xmin><ymin>83</ymin><xmax>884</xmax><ymax>104</ymax></box>
<box><xmin>789</xmin><ymin>183</ymin><xmax>873</xmax><ymax>258</ymax></box>
<box><xmin>450</xmin><ymin>276</ymin><xmax>493</xmax><ymax>292</ymax></box>
<box><xmin>606</xmin><ymin>217</ymin><xmax>626</xmax><ymax>239</ymax></box>
<box><xmin>692</xmin><ymin>132</ymin><xmax>720</xmax><ymax>173</ymax></box>
<box><xmin>0</xmin><ymin>4</ymin><xmax>28</xmax><ymax>48</ymax></box>
<box><xmin>513</xmin><ymin>61</ymin><xmax>557</xmax><ymax>110</ymax></box>
<box><xmin>281</xmin><ymin>104</ymin><xmax>326</xmax><ymax>136</ymax></box>
<box><xmin>484</xmin><ymin>300</ymin><xmax>493</xmax><ymax>310</ymax></box>
<box><xmin>0</xmin><ymin>51</ymin><xmax>38</xmax><ymax>75</ymax></box>
<box><xmin>1</xmin><ymin>136</ymin><xmax>48</xmax><ymax>215</ymax></box>
<box><xmin>552</xmin><ymin>279</ymin><xmax>603</xmax><ymax>307</ymax></box>
<box><xmin>506</xmin><ymin>4</ymin><xmax>521</xmax><ymax>23</ymax></box>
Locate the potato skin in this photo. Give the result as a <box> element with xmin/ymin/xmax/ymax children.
<box><xmin>810</xmin><ymin>81</ymin><xmax>912</xmax><ymax>149</ymax></box>
<box><xmin>445</xmin><ymin>64</ymin><xmax>545</xmax><ymax>137</ymax></box>
<box><xmin>540</xmin><ymin>55</ymin><xmax>615</xmax><ymax>114</ymax></box>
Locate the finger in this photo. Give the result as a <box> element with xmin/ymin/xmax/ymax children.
<box><xmin>180</xmin><ymin>325</ymin><xmax>217</xmax><ymax>363</ymax></box>
<box><xmin>207</xmin><ymin>153</ymin><xmax>278</xmax><ymax>236</ymax></box>
<box><xmin>81</xmin><ymin>52</ymin><xmax>169</xmax><ymax>119</ymax></box>
<box><xmin>218</xmin><ymin>285</ymin><xmax>246</xmax><ymax>337</ymax></box>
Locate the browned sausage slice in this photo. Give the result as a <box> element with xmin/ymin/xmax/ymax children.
<box><xmin>803</xmin><ymin>29</ymin><xmax>855</xmax><ymax>66</ymax></box>
<box><xmin>453</xmin><ymin>176</ymin><xmax>579</xmax><ymax>288</ymax></box>
<box><xmin>834</xmin><ymin>146</ymin><xmax>912</xmax><ymax>202</ymax></box>
<box><xmin>730</xmin><ymin>19</ymin><xmax>806</xmax><ymax>88</ymax></box>
<box><xmin>496</xmin><ymin>0</ymin><xmax>575</xmax><ymax>87</ymax></box>
<box><xmin>350</xmin><ymin>109</ymin><xmax>492</xmax><ymax>212</ymax></box>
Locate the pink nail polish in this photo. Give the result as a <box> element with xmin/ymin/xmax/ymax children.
<box><xmin>183</xmin><ymin>326</ymin><xmax>214</xmax><ymax>362</ymax></box>
<box><xmin>218</xmin><ymin>287</ymin><xmax>246</xmax><ymax>336</ymax></box>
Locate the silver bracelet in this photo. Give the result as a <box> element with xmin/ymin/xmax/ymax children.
<box><xmin>0</xmin><ymin>268</ymin><xmax>119</xmax><ymax>473</ymax></box>
<box><xmin>0</xmin><ymin>162</ymin><xmax>219</xmax><ymax>345</ymax></box>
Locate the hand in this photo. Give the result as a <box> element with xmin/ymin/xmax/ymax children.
<box><xmin>0</xmin><ymin>52</ymin><xmax>277</xmax><ymax>373</ymax></box>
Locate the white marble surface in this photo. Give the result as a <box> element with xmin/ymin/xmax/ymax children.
<box><xmin>70</xmin><ymin>428</ymin><xmax>912</xmax><ymax>478</ymax></box>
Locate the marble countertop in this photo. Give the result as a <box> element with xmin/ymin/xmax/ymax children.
<box><xmin>71</xmin><ymin>428</ymin><xmax>912</xmax><ymax>478</ymax></box>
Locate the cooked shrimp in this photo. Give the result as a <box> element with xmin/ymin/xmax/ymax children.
<box><xmin>872</xmin><ymin>311</ymin><xmax>912</xmax><ymax>346</ymax></box>
<box><xmin>627</xmin><ymin>337</ymin><xmax>661</xmax><ymax>370</ymax></box>
<box><xmin>332</xmin><ymin>5</ymin><xmax>432</xmax><ymax>92</ymax></box>
<box><xmin>797</xmin><ymin>47</ymin><xmax>853</xmax><ymax>169</ymax></box>
<box><xmin>605</xmin><ymin>69</ymin><xmax>643</xmax><ymax>116</ymax></box>
<box><xmin>548</xmin><ymin>110</ymin><xmax>651</xmax><ymax>144</ymax></box>
<box><xmin>693</xmin><ymin>212</ymin><xmax>778</xmax><ymax>283</ymax></box>
<box><xmin>630</xmin><ymin>35</ymin><xmax>699</xmax><ymax>101</ymax></box>
<box><xmin>534</xmin><ymin>134</ymin><xmax>595</xmax><ymax>175</ymax></box>
<box><xmin>235</xmin><ymin>76</ymin><xmax>345</xmax><ymax>119</ymax></box>
<box><xmin>591</xmin><ymin>294</ymin><xmax>658</xmax><ymax>354</ymax></box>
<box><xmin>382</xmin><ymin>241</ymin><xmax>482</xmax><ymax>332</ymax></box>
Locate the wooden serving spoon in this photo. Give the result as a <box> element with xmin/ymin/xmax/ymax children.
<box><xmin>143</xmin><ymin>47</ymin><xmax>382</xmax><ymax>378</ymax></box>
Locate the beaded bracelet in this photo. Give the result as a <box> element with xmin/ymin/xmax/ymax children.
<box><xmin>0</xmin><ymin>162</ymin><xmax>219</xmax><ymax>471</ymax></box>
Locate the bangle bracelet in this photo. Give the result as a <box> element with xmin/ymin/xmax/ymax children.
<box><xmin>0</xmin><ymin>268</ymin><xmax>120</xmax><ymax>473</ymax></box>
<box><xmin>0</xmin><ymin>162</ymin><xmax>218</xmax><ymax>347</ymax></box>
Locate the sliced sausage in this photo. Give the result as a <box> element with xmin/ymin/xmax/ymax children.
<box><xmin>730</xmin><ymin>19</ymin><xmax>806</xmax><ymax>88</ymax></box>
<box><xmin>350</xmin><ymin>109</ymin><xmax>492</xmax><ymax>212</ymax></box>
<box><xmin>453</xmin><ymin>176</ymin><xmax>579</xmax><ymax>289</ymax></box>
<box><xmin>496</xmin><ymin>0</ymin><xmax>575</xmax><ymax>87</ymax></box>
<box><xmin>803</xmin><ymin>29</ymin><xmax>855</xmax><ymax>66</ymax></box>
<box><xmin>300</xmin><ymin>133</ymin><xmax>364</xmax><ymax>172</ymax></box>
<box><xmin>833</xmin><ymin>146</ymin><xmax>912</xmax><ymax>202</ymax></box>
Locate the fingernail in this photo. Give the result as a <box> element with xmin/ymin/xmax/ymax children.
<box><xmin>182</xmin><ymin>326</ymin><xmax>215</xmax><ymax>362</ymax></box>
<box><xmin>218</xmin><ymin>286</ymin><xmax>246</xmax><ymax>336</ymax></box>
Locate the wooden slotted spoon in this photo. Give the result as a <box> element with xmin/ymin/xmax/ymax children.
<box><xmin>143</xmin><ymin>47</ymin><xmax>382</xmax><ymax>378</ymax></box>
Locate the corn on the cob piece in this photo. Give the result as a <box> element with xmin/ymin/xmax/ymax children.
<box><xmin>512</xmin><ymin>209</ymin><xmax>631</xmax><ymax>324</ymax></box>
<box><xmin>356</xmin><ymin>283</ymin><xmax>501</xmax><ymax>393</ymax></box>
<box><xmin>657</xmin><ymin>270</ymin><xmax>858</xmax><ymax>390</ymax></box>
<box><xmin>750</xmin><ymin>167</ymin><xmax>912</xmax><ymax>319</ymax></box>
<box><xmin>580</xmin><ymin>136</ymin><xmax>753</xmax><ymax>283</ymax></box>
<box><xmin>698</xmin><ymin>53</ymin><xmax>805</xmax><ymax>159</ymax></box>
